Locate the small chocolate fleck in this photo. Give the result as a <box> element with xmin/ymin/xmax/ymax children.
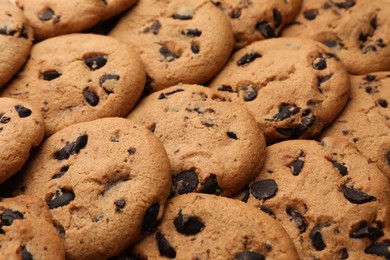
<box><xmin>39</xmin><ymin>8</ymin><xmax>55</xmax><ymax>21</ymax></box>
<box><xmin>273</xmin><ymin>9</ymin><xmax>282</xmax><ymax>28</ymax></box>
<box><xmin>217</xmin><ymin>85</ymin><xmax>234</xmax><ymax>92</ymax></box>
<box><xmin>14</xmin><ymin>105</ymin><xmax>32</xmax><ymax>118</ymax></box>
<box><xmin>365</xmin><ymin>75</ymin><xmax>377</xmax><ymax>82</ymax></box>
<box><xmin>303</xmin><ymin>9</ymin><xmax>318</xmax><ymax>20</ymax></box>
<box><xmin>365</xmin><ymin>86</ymin><xmax>373</xmax><ymax>94</ymax></box>
<box><xmin>84</xmin><ymin>54</ymin><xmax>107</xmax><ymax>70</ymax></box>
<box><xmin>128</xmin><ymin>148</ymin><xmax>136</xmax><ymax>155</ymax></box>
<box><xmin>191</xmin><ymin>43</ymin><xmax>200</xmax><ymax>54</ymax></box>
<box><xmin>182</xmin><ymin>28</ymin><xmax>202</xmax><ymax>37</ymax></box>
<box><xmin>350</xmin><ymin>224</ymin><xmax>384</xmax><ymax>241</ymax></box>
<box><xmin>371</xmin><ymin>17</ymin><xmax>377</xmax><ymax>30</ymax></box>
<box><xmin>310</xmin><ymin>225</ymin><xmax>326</xmax><ymax>251</ymax></box>
<box><xmin>99</xmin><ymin>74</ymin><xmax>120</xmax><ymax>85</ymax></box>
<box><xmin>237</xmin><ymin>52</ymin><xmax>262</xmax><ymax>66</ymax></box>
<box><xmin>174</xmin><ymin>211</ymin><xmax>204</xmax><ymax>235</ymax></box>
<box><xmin>227</xmin><ymin>131</ymin><xmax>238</xmax><ymax>140</ymax></box>
<box><xmin>83</xmin><ymin>88</ymin><xmax>99</xmax><ymax>106</ymax></box>
<box><xmin>341</xmin><ymin>248</ymin><xmax>349</xmax><ymax>259</ymax></box>
<box><xmin>200</xmin><ymin>174</ymin><xmax>221</xmax><ymax>194</ymax></box>
<box><xmin>335</xmin><ymin>0</ymin><xmax>355</xmax><ymax>9</ymax></box>
<box><xmin>22</xmin><ymin>245</ymin><xmax>33</xmax><ymax>260</ymax></box>
<box><xmin>52</xmin><ymin>165</ymin><xmax>69</xmax><ymax>179</ymax></box>
<box><xmin>230</xmin><ymin>8</ymin><xmax>241</xmax><ymax>19</ymax></box>
<box><xmin>251</xmin><ymin>179</ymin><xmax>277</xmax><ymax>200</ymax></box>
<box><xmin>158</xmin><ymin>88</ymin><xmax>184</xmax><ymax>100</ymax></box>
<box><xmin>255</xmin><ymin>21</ymin><xmax>275</xmax><ymax>38</ymax></box>
<box><xmin>150</xmin><ymin>20</ymin><xmax>161</xmax><ymax>35</ymax></box>
<box><xmin>240</xmin><ymin>85</ymin><xmax>257</xmax><ymax>101</ymax></box>
<box><xmin>377</xmin><ymin>99</ymin><xmax>388</xmax><ymax>108</ymax></box>
<box><xmin>235</xmin><ymin>251</ymin><xmax>265</xmax><ymax>260</ymax></box>
<box><xmin>362</xmin><ymin>45</ymin><xmax>377</xmax><ymax>54</ymax></box>
<box><xmin>331</xmin><ymin>161</ymin><xmax>348</xmax><ymax>176</ymax></box>
<box><xmin>287</xmin><ymin>208</ymin><xmax>307</xmax><ymax>233</ymax></box>
<box><xmin>173</xmin><ymin>171</ymin><xmax>199</xmax><ymax>194</ymax></box>
<box><xmin>173</xmin><ymin>12</ymin><xmax>193</xmax><ymax>20</ymax></box>
<box><xmin>160</xmin><ymin>46</ymin><xmax>179</xmax><ymax>61</ymax></box>
<box><xmin>342</xmin><ymin>186</ymin><xmax>376</xmax><ymax>204</ymax></box>
<box><xmin>376</xmin><ymin>38</ymin><xmax>386</xmax><ymax>48</ymax></box>
<box><xmin>47</xmin><ymin>189</ymin><xmax>75</xmax><ymax>209</ymax></box>
<box><xmin>142</xmin><ymin>203</ymin><xmax>160</xmax><ymax>233</ymax></box>
<box><xmin>54</xmin><ymin>224</ymin><xmax>65</xmax><ymax>240</ymax></box>
<box><xmin>156</xmin><ymin>233</ymin><xmax>176</xmax><ymax>258</ymax></box>
<box><xmin>365</xmin><ymin>242</ymin><xmax>390</xmax><ymax>258</ymax></box>
<box><xmin>42</xmin><ymin>71</ymin><xmax>61</xmax><ymax>81</ymax></box>
<box><xmin>54</xmin><ymin>135</ymin><xmax>88</xmax><ymax>160</ymax></box>
<box><xmin>259</xmin><ymin>206</ymin><xmax>275</xmax><ymax>218</ymax></box>
<box><xmin>312</xmin><ymin>56</ymin><xmax>327</xmax><ymax>70</ymax></box>
<box><xmin>386</xmin><ymin>150</ymin><xmax>390</xmax><ymax>165</ymax></box>
<box><xmin>114</xmin><ymin>200</ymin><xmax>126</xmax><ymax>212</ymax></box>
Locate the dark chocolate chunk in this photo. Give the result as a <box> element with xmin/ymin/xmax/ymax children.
<box><xmin>235</xmin><ymin>251</ymin><xmax>265</xmax><ymax>260</ymax></box>
<box><xmin>286</xmin><ymin>208</ymin><xmax>307</xmax><ymax>233</ymax></box>
<box><xmin>114</xmin><ymin>200</ymin><xmax>126</xmax><ymax>212</ymax></box>
<box><xmin>39</xmin><ymin>8</ymin><xmax>54</xmax><ymax>21</ymax></box>
<box><xmin>47</xmin><ymin>189</ymin><xmax>75</xmax><ymax>209</ymax></box>
<box><xmin>241</xmin><ymin>187</ymin><xmax>250</xmax><ymax>203</ymax></box>
<box><xmin>359</xmin><ymin>33</ymin><xmax>368</xmax><ymax>43</ymax></box>
<box><xmin>255</xmin><ymin>21</ymin><xmax>275</xmax><ymax>38</ymax></box>
<box><xmin>128</xmin><ymin>148</ymin><xmax>137</xmax><ymax>155</ymax></box>
<box><xmin>365</xmin><ymin>242</ymin><xmax>390</xmax><ymax>258</ymax></box>
<box><xmin>362</xmin><ymin>45</ymin><xmax>377</xmax><ymax>54</ymax></box>
<box><xmin>54</xmin><ymin>224</ymin><xmax>66</xmax><ymax>240</ymax></box>
<box><xmin>350</xmin><ymin>224</ymin><xmax>384</xmax><ymax>241</ymax></box>
<box><xmin>342</xmin><ymin>186</ymin><xmax>376</xmax><ymax>204</ymax></box>
<box><xmin>289</xmin><ymin>158</ymin><xmax>304</xmax><ymax>176</ymax></box>
<box><xmin>172</xmin><ymin>170</ymin><xmax>199</xmax><ymax>194</ymax></box>
<box><xmin>156</xmin><ymin>233</ymin><xmax>176</xmax><ymax>258</ymax></box>
<box><xmin>52</xmin><ymin>165</ymin><xmax>69</xmax><ymax>179</ymax></box>
<box><xmin>273</xmin><ymin>104</ymin><xmax>299</xmax><ymax>120</ymax></box>
<box><xmin>14</xmin><ymin>105</ymin><xmax>32</xmax><ymax>118</ymax></box>
<box><xmin>191</xmin><ymin>43</ymin><xmax>200</xmax><ymax>54</ymax></box>
<box><xmin>83</xmin><ymin>89</ymin><xmax>99</xmax><ymax>106</ymax></box>
<box><xmin>310</xmin><ymin>225</ymin><xmax>326</xmax><ymax>251</ymax></box>
<box><xmin>250</xmin><ymin>179</ymin><xmax>277</xmax><ymax>200</ymax></box>
<box><xmin>371</xmin><ymin>17</ymin><xmax>377</xmax><ymax>30</ymax></box>
<box><xmin>303</xmin><ymin>10</ymin><xmax>318</xmax><ymax>20</ymax></box>
<box><xmin>22</xmin><ymin>246</ymin><xmax>33</xmax><ymax>260</ymax></box>
<box><xmin>376</xmin><ymin>38</ymin><xmax>387</xmax><ymax>48</ymax></box>
<box><xmin>217</xmin><ymin>85</ymin><xmax>234</xmax><ymax>92</ymax></box>
<box><xmin>377</xmin><ymin>99</ymin><xmax>388</xmax><ymax>108</ymax></box>
<box><xmin>312</xmin><ymin>56</ymin><xmax>327</xmax><ymax>70</ymax></box>
<box><xmin>172</xmin><ymin>12</ymin><xmax>193</xmax><ymax>20</ymax></box>
<box><xmin>42</xmin><ymin>70</ymin><xmax>62</xmax><ymax>81</ymax></box>
<box><xmin>365</xmin><ymin>86</ymin><xmax>373</xmax><ymax>93</ymax></box>
<box><xmin>100</xmin><ymin>74</ymin><xmax>120</xmax><ymax>85</ymax></box>
<box><xmin>84</xmin><ymin>54</ymin><xmax>107</xmax><ymax>70</ymax></box>
<box><xmin>335</xmin><ymin>0</ymin><xmax>355</xmax><ymax>9</ymax></box>
<box><xmin>182</xmin><ymin>28</ymin><xmax>202</xmax><ymax>37</ymax></box>
<box><xmin>365</xmin><ymin>75</ymin><xmax>377</xmax><ymax>82</ymax></box>
<box><xmin>227</xmin><ymin>131</ymin><xmax>238</xmax><ymax>140</ymax></box>
<box><xmin>200</xmin><ymin>174</ymin><xmax>221</xmax><ymax>194</ymax></box>
<box><xmin>230</xmin><ymin>8</ymin><xmax>241</xmax><ymax>19</ymax></box>
<box><xmin>237</xmin><ymin>52</ymin><xmax>262</xmax><ymax>66</ymax></box>
<box><xmin>259</xmin><ymin>206</ymin><xmax>275</xmax><ymax>218</ymax></box>
<box><xmin>174</xmin><ymin>211</ymin><xmax>204</xmax><ymax>235</ymax></box>
<box><xmin>341</xmin><ymin>248</ymin><xmax>349</xmax><ymax>259</ymax></box>
<box><xmin>331</xmin><ymin>161</ymin><xmax>348</xmax><ymax>176</ymax></box>
<box><xmin>273</xmin><ymin>9</ymin><xmax>282</xmax><ymax>28</ymax></box>
<box><xmin>54</xmin><ymin>135</ymin><xmax>88</xmax><ymax>160</ymax></box>
<box><xmin>0</xmin><ymin>209</ymin><xmax>24</xmax><ymax>226</ymax></box>
<box><xmin>142</xmin><ymin>203</ymin><xmax>160</xmax><ymax>233</ymax></box>
<box><xmin>240</xmin><ymin>85</ymin><xmax>257</xmax><ymax>101</ymax></box>
<box><xmin>294</xmin><ymin>115</ymin><xmax>315</xmax><ymax>137</ymax></box>
<box><xmin>318</xmin><ymin>74</ymin><xmax>333</xmax><ymax>84</ymax></box>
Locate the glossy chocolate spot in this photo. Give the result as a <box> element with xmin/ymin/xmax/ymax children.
<box><xmin>289</xmin><ymin>157</ymin><xmax>304</xmax><ymax>176</ymax></box>
<box><xmin>182</xmin><ymin>28</ymin><xmax>202</xmax><ymax>37</ymax></box>
<box><xmin>365</xmin><ymin>242</ymin><xmax>390</xmax><ymax>258</ymax></box>
<box><xmin>377</xmin><ymin>99</ymin><xmax>388</xmax><ymax>108</ymax></box>
<box><xmin>52</xmin><ymin>165</ymin><xmax>69</xmax><ymax>179</ymax></box>
<box><xmin>22</xmin><ymin>246</ymin><xmax>33</xmax><ymax>260</ymax></box>
<box><xmin>47</xmin><ymin>189</ymin><xmax>75</xmax><ymax>209</ymax></box>
<box><xmin>156</xmin><ymin>233</ymin><xmax>176</xmax><ymax>258</ymax></box>
<box><xmin>173</xmin><ymin>171</ymin><xmax>199</xmax><ymax>194</ymax></box>
<box><xmin>312</xmin><ymin>56</ymin><xmax>327</xmax><ymax>70</ymax></box>
<box><xmin>273</xmin><ymin>9</ymin><xmax>282</xmax><ymax>28</ymax></box>
<box><xmin>255</xmin><ymin>21</ymin><xmax>275</xmax><ymax>38</ymax></box>
<box><xmin>251</xmin><ymin>179</ymin><xmax>277</xmax><ymax>200</ymax></box>
<box><xmin>310</xmin><ymin>225</ymin><xmax>326</xmax><ymax>251</ymax></box>
<box><xmin>114</xmin><ymin>200</ymin><xmax>126</xmax><ymax>212</ymax></box>
<box><xmin>341</xmin><ymin>248</ymin><xmax>349</xmax><ymax>259</ymax></box>
<box><xmin>39</xmin><ymin>8</ymin><xmax>54</xmax><ymax>21</ymax></box>
<box><xmin>174</xmin><ymin>211</ymin><xmax>204</xmax><ymax>235</ymax></box>
<box><xmin>237</xmin><ymin>52</ymin><xmax>262</xmax><ymax>66</ymax></box>
<box><xmin>273</xmin><ymin>104</ymin><xmax>300</xmax><ymax>120</ymax></box>
<box><xmin>83</xmin><ymin>88</ymin><xmax>99</xmax><ymax>106</ymax></box>
<box><xmin>335</xmin><ymin>0</ymin><xmax>355</xmax><ymax>9</ymax></box>
<box><xmin>342</xmin><ymin>186</ymin><xmax>376</xmax><ymax>204</ymax></box>
<box><xmin>1</xmin><ymin>209</ymin><xmax>24</xmax><ymax>226</ymax></box>
<box><xmin>84</xmin><ymin>54</ymin><xmax>107</xmax><ymax>70</ymax></box>
<box><xmin>100</xmin><ymin>74</ymin><xmax>120</xmax><ymax>85</ymax></box>
<box><xmin>240</xmin><ymin>85</ymin><xmax>257</xmax><ymax>101</ymax></box>
<box><xmin>331</xmin><ymin>161</ymin><xmax>348</xmax><ymax>176</ymax></box>
<box><xmin>227</xmin><ymin>131</ymin><xmax>238</xmax><ymax>140</ymax></box>
<box><xmin>217</xmin><ymin>85</ymin><xmax>234</xmax><ymax>92</ymax></box>
<box><xmin>54</xmin><ymin>135</ymin><xmax>88</xmax><ymax>160</ymax></box>
<box><xmin>191</xmin><ymin>43</ymin><xmax>200</xmax><ymax>54</ymax></box>
<box><xmin>235</xmin><ymin>251</ymin><xmax>265</xmax><ymax>260</ymax></box>
<box><xmin>200</xmin><ymin>174</ymin><xmax>221</xmax><ymax>194</ymax></box>
<box><xmin>142</xmin><ymin>203</ymin><xmax>160</xmax><ymax>233</ymax></box>
<box><xmin>42</xmin><ymin>71</ymin><xmax>61</xmax><ymax>81</ymax></box>
<box><xmin>14</xmin><ymin>105</ymin><xmax>32</xmax><ymax>118</ymax></box>
<box><xmin>350</xmin><ymin>223</ymin><xmax>383</xmax><ymax>241</ymax></box>
<box><xmin>303</xmin><ymin>10</ymin><xmax>318</xmax><ymax>20</ymax></box>
<box><xmin>287</xmin><ymin>208</ymin><xmax>307</xmax><ymax>233</ymax></box>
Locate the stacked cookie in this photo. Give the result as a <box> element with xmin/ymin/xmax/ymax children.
<box><xmin>1</xmin><ymin>0</ymin><xmax>390</xmax><ymax>259</ymax></box>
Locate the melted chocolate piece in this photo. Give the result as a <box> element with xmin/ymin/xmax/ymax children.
<box><xmin>250</xmin><ymin>179</ymin><xmax>278</xmax><ymax>200</ymax></box>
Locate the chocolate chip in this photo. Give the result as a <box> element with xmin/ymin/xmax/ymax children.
<box><xmin>217</xmin><ymin>85</ymin><xmax>234</xmax><ymax>92</ymax></box>
<box><xmin>84</xmin><ymin>54</ymin><xmax>107</xmax><ymax>70</ymax></box>
<box><xmin>386</xmin><ymin>150</ymin><xmax>390</xmax><ymax>165</ymax></box>
<box><xmin>160</xmin><ymin>46</ymin><xmax>179</xmax><ymax>61</ymax></box>
<box><xmin>331</xmin><ymin>161</ymin><xmax>348</xmax><ymax>176</ymax></box>
<box><xmin>240</xmin><ymin>85</ymin><xmax>257</xmax><ymax>101</ymax></box>
<box><xmin>377</xmin><ymin>99</ymin><xmax>388</xmax><ymax>108</ymax></box>
<box><xmin>172</xmin><ymin>12</ymin><xmax>193</xmax><ymax>20</ymax></box>
<box><xmin>259</xmin><ymin>206</ymin><xmax>275</xmax><ymax>218</ymax></box>
<box><xmin>39</xmin><ymin>8</ymin><xmax>55</xmax><ymax>21</ymax></box>
<box><xmin>289</xmin><ymin>158</ymin><xmax>304</xmax><ymax>176</ymax></box>
<box><xmin>255</xmin><ymin>21</ymin><xmax>275</xmax><ymax>38</ymax></box>
<box><xmin>371</xmin><ymin>17</ymin><xmax>377</xmax><ymax>30</ymax></box>
<box><xmin>237</xmin><ymin>52</ymin><xmax>262</xmax><ymax>66</ymax></box>
<box><xmin>54</xmin><ymin>135</ymin><xmax>88</xmax><ymax>160</ymax></box>
<box><xmin>42</xmin><ymin>71</ymin><xmax>61</xmax><ymax>81</ymax></box>
<box><xmin>47</xmin><ymin>189</ymin><xmax>75</xmax><ymax>209</ymax></box>
<box><xmin>52</xmin><ymin>165</ymin><xmax>69</xmax><ymax>179</ymax></box>
<box><xmin>1</xmin><ymin>209</ymin><xmax>24</xmax><ymax>226</ymax></box>
<box><xmin>201</xmin><ymin>120</ymin><xmax>214</xmax><ymax>127</ymax></box>
<box><xmin>200</xmin><ymin>174</ymin><xmax>221</xmax><ymax>194</ymax></box>
<box><xmin>174</xmin><ymin>211</ymin><xmax>204</xmax><ymax>235</ymax></box>
<box><xmin>325</xmin><ymin>52</ymin><xmax>339</xmax><ymax>60</ymax></box>
<box><xmin>191</xmin><ymin>43</ymin><xmax>200</xmax><ymax>54</ymax></box>
<box><xmin>100</xmin><ymin>74</ymin><xmax>120</xmax><ymax>85</ymax></box>
<box><xmin>227</xmin><ymin>131</ymin><xmax>238</xmax><ymax>140</ymax></box>
<box><xmin>14</xmin><ymin>105</ymin><xmax>32</xmax><ymax>118</ymax></box>
<box><xmin>235</xmin><ymin>251</ymin><xmax>265</xmax><ymax>260</ymax></box>
<box><xmin>172</xmin><ymin>171</ymin><xmax>199</xmax><ymax>194</ymax></box>
<box><xmin>310</xmin><ymin>225</ymin><xmax>326</xmax><ymax>251</ymax></box>
<box><xmin>312</xmin><ymin>56</ymin><xmax>327</xmax><ymax>70</ymax></box>
<box><xmin>365</xmin><ymin>75</ymin><xmax>377</xmax><ymax>82</ymax></box>
<box><xmin>376</xmin><ymin>38</ymin><xmax>386</xmax><ymax>48</ymax></box>
<box><xmin>241</xmin><ymin>187</ymin><xmax>250</xmax><ymax>202</ymax></box>
<box><xmin>83</xmin><ymin>88</ymin><xmax>99</xmax><ymax>106</ymax></box>
<box><xmin>114</xmin><ymin>200</ymin><xmax>126</xmax><ymax>212</ymax></box>
<box><xmin>22</xmin><ymin>246</ymin><xmax>33</xmax><ymax>260</ymax></box>
<box><xmin>342</xmin><ymin>186</ymin><xmax>376</xmax><ymax>204</ymax></box>
<box><xmin>286</xmin><ymin>208</ymin><xmax>307</xmax><ymax>233</ymax></box>
<box><xmin>334</xmin><ymin>0</ymin><xmax>355</xmax><ymax>9</ymax></box>
<box><xmin>142</xmin><ymin>74</ymin><xmax>154</xmax><ymax>98</ymax></box>
<box><xmin>362</xmin><ymin>45</ymin><xmax>377</xmax><ymax>54</ymax></box>
<box><xmin>230</xmin><ymin>8</ymin><xmax>241</xmax><ymax>19</ymax></box>
<box><xmin>273</xmin><ymin>9</ymin><xmax>282</xmax><ymax>28</ymax></box>
<box><xmin>251</xmin><ymin>179</ymin><xmax>277</xmax><ymax>200</ymax></box>
<box><xmin>365</xmin><ymin>242</ymin><xmax>390</xmax><ymax>258</ymax></box>
<box><xmin>341</xmin><ymin>248</ymin><xmax>349</xmax><ymax>259</ymax></box>
<box><xmin>277</xmin><ymin>114</ymin><xmax>316</xmax><ymax>138</ymax></box>
<box><xmin>323</xmin><ymin>41</ymin><xmax>337</xmax><ymax>48</ymax></box>
<box><xmin>151</xmin><ymin>20</ymin><xmax>161</xmax><ymax>35</ymax></box>
<box><xmin>54</xmin><ymin>224</ymin><xmax>65</xmax><ymax>239</ymax></box>
<box><xmin>128</xmin><ymin>148</ymin><xmax>136</xmax><ymax>155</ymax></box>
<box><xmin>0</xmin><ymin>115</ymin><xmax>11</xmax><ymax>124</ymax></box>
<box><xmin>156</xmin><ymin>233</ymin><xmax>176</xmax><ymax>258</ymax></box>
<box><xmin>142</xmin><ymin>203</ymin><xmax>160</xmax><ymax>233</ymax></box>
<box><xmin>182</xmin><ymin>29</ymin><xmax>202</xmax><ymax>37</ymax></box>
<box><xmin>350</xmin><ymin>224</ymin><xmax>383</xmax><ymax>241</ymax></box>
<box><xmin>273</xmin><ymin>104</ymin><xmax>300</xmax><ymax>120</ymax></box>
<box><xmin>303</xmin><ymin>10</ymin><xmax>318</xmax><ymax>20</ymax></box>
<box><xmin>365</xmin><ymin>86</ymin><xmax>373</xmax><ymax>93</ymax></box>
<box><xmin>158</xmin><ymin>88</ymin><xmax>184</xmax><ymax>100</ymax></box>
<box><xmin>359</xmin><ymin>33</ymin><xmax>368</xmax><ymax>43</ymax></box>
<box><xmin>318</xmin><ymin>74</ymin><xmax>333</xmax><ymax>84</ymax></box>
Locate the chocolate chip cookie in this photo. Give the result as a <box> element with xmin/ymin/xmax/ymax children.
<box><xmin>110</xmin><ymin>0</ymin><xmax>234</xmax><ymax>92</ymax></box>
<box><xmin>321</xmin><ymin>72</ymin><xmax>390</xmax><ymax>179</ymax></box>
<box><xmin>282</xmin><ymin>0</ymin><xmax>390</xmax><ymax>75</ymax></box>
<box><xmin>240</xmin><ymin>137</ymin><xmax>390</xmax><ymax>259</ymax></box>
<box><xmin>13</xmin><ymin>0</ymin><xmax>138</xmax><ymax>39</ymax></box>
<box><xmin>210</xmin><ymin>0</ymin><xmax>302</xmax><ymax>49</ymax></box>
<box><xmin>0</xmin><ymin>0</ymin><xmax>33</xmax><ymax>88</ymax></box>
<box><xmin>210</xmin><ymin>37</ymin><xmax>350</xmax><ymax>144</ymax></box>
<box><xmin>129</xmin><ymin>193</ymin><xmax>299</xmax><ymax>259</ymax></box>
<box><xmin>1</xmin><ymin>33</ymin><xmax>146</xmax><ymax>137</ymax></box>
<box><xmin>127</xmin><ymin>84</ymin><xmax>266</xmax><ymax>197</ymax></box>
<box><xmin>0</xmin><ymin>195</ymin><xmax>65</xmax><ymax>259</ymax></box>
<box><xmin>0</xmin><ymin>97</ymin><xmax>44</xmax><ymax>184</ymax></box>
<box><xmin>13</xmin><ymin>117</ymin><xmax>172</xmax><ymax>259</ymax></box>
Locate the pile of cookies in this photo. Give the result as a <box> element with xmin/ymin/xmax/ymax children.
<box><xmin>1</xmin><ymin>0</ymin><xmax>390</xmax><ymax>259</ymax></box>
